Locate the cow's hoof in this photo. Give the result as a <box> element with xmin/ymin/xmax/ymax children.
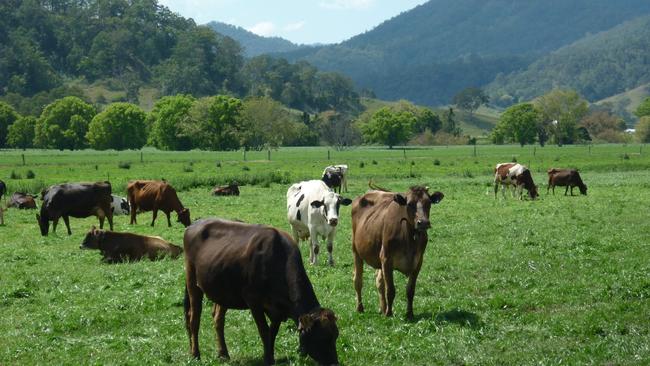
<box><xmin>218</xmin><ymin>352</ymin><xmax>230</xmax><ymax>360</ymax></box>
<box><xmin>356</xmin><ymin>304</ymin><xmax>364</xmax><ymax>313</ymax></box>
<box><xmin>328</xmin><ymin>260</ymin><xmax>335</xmax><ymax>266</ymax></box>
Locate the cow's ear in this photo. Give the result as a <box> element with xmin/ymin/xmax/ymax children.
<box><xmin>430</xmin><ymin>191</ymin><xmax>444</xmax><ymax>204</ymax></box>
<box><xmin>310</xmin><ymin>200</ymin><xmax>324</xmax><ymax>208</ymax></box>
<box><xmin>340</xmin><ymin>198</ymin><xmax>352</xmax><ymax>206</ymax></box>
<box><xmin>393</xmin><ymin>194</ymin><xmax>407</xmax><ymax>206</ymax></box>
<box><xmin>298</xmin><ymin>314</ymin><xmax>315</xmax><ymax>333</ymax></box>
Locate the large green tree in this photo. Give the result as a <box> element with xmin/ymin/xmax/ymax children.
<box><xmin>452</xmin><ymin>87</ymin><xmax>489</xmax><ymax>116</ymax></box>
<box><xmin>86</xmin><ymin>103</ymin><xmax>147</xmax><ymax>150</ymax></box>
<box><xmin>34</xmin><ymin>96</ymin><xmax>95</xmax><ymax>149</ymax></box>
<box><xmin>147</xmin><ymin>94</ymin><xmax>195</xmax><ymax>151</ymax></box>
<box><xmin>0</xmin><ymin>101</ymin><xmax>21</xmax><ymax>147</ymax></box>
<box><xmin>237</xmin><ymin>97</ymin><xmax>305</xmax><ymax>150</ymax></box>
<box><xmin>361</xmin><ymin>107</ymin><xmax>415</xmax><ymax>149</ymax></box>
<box><xmin>636</xmin><ymin>97</ymin><xmax>650</xmax><ymax>118</ymax></box>
<box><xmin>535</xmin><ymin>89</ymin><xmax>588</xmax><ymax>145</ymax></box>
<box><xmin>636</xmin><ymin>116</ymin><xmax>650</xmax><ymax>143</ymax></box>
<box><xmin>6</xmin><ymin>115</ymin><xmax>36</xmax><ymax>149</ymax></box>
<box><xmin>491</xmin><ymin>103</ymin><xmax>539</xmax><ymax>146</ymax></box>
<box><xmin>180</xmin><ymin>95</ymin><xmax>242</xmax><ymax>150</ymax></box>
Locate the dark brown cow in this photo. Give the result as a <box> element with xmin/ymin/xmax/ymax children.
<box><xmin>8</xmin><ymin>192</ymin><xmax>37</xmax><ymax>209</ymax></box>
<box><xmin>212</xmin><ymin>182</ymin><xmax>240</xmax><ymax>196</ymax></box>
<box><xmin>80</xmin><ymin>226</ymin><xmax>182</xmax><ymax>263</ymax></box>
<box><xmin>37</xmin><ymin>182</ymin><xmax>114</xmax><ymax>236</ymax></box>
<box><xmin>127</xmin><ymin>180</ymin><xmax>191</xmax><ymax>227</ymax></box>
<box><xmin>0</xmin><ymin>180</ymin><xmax>6</xmax><ymax>202</ymax></box>
<box><xmin>352</xmin><ymin>182</ymin><xmax>444</xmax><ymax>319</ymax></box>
<box><xmin>321</xmin><ymin>171</ymin><xmax>343</xmax><ymax>193</ymax></box>
<box><xmin>547</xmin><ymin>168</ymin><xmax>587</xmax><ymax>195</ymax></box>
<box><xmin>494</xmin><ymin>163</ymin><xmax>538</xmax><ymax>200</ymax></box>
<box><xmin>184</xmin><ymin>218</ymin><xmax>339</xmax><ymax>365</ymax></box>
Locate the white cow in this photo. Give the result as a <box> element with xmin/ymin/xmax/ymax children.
<box><xmin>111</xmin><ymin>194</ymin><xmax>130</xmax><ymax>215</ymax></box>
<box><xmin>322</xmin><ymin>164</ymin><xmax>348</xmax><ymax>193</ymax></box>
<box><xmin>287</xmin><ymin>180</ymin><xmax>351</xmax><ymax>266</ymax></box>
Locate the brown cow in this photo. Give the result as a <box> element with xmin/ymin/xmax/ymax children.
<box><xmin>184</xmin><ymin>218</ymin><xmax>339</xmax><ymax>365</ymax></box>
<box><xmin>127</xmin><ymin>180</ymin><xmax>191</xmax><ymax>227</ymax></box>
<box><xmin>8</xmin><ymin>192</ymin><xmax>37</xmax><ymax>209</ymax></box>
<box><xmin>352</xmin><ymin>182</ymin><xmax>444</xmax><ymax>319</ymax></box>
<box><xmin>494</xmin><ymin>163</ymin><xmax>538</xmax><ymax>200</ymax></box>
<box><xmin>80</xmin><ymin>226</ymin><xmax>182</xmax><ymax>263</ymax></box>
<box><xmin>547</xmin><ymin>168</ymin><xmax>587</xmax><ymax>195</ymax></box>
<box><xmin>212</xmin><ymin>182</ymin><xmax>240</xmax><ymax>196</ymax></box>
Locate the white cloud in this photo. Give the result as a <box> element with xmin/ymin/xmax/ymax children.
<box><xmin>247</xmin><ymin>21</ymin><xmax>276</xmax><ymax>36</ymax></box>
<box><xmin>319</xmin><ymin>0</ymin><xmax>375</xmax><ymax>10</ymax></box>
<box><xmin>284</xmin><ymin>21</ymin><xmax>306</xmax><ymax>32</ymax></box>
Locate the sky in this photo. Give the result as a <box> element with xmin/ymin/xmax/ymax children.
<box><xmin>157</xmin><ymin>0</ymin><xmax>428</xmax><ymax>45</ymax></box>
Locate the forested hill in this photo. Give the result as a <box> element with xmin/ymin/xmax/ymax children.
<box><xmin>487</xmin><ymin>15</ymin><xmax>650</xmax><ymax>105</ymax></box>
<box><xmin>276</xmin><ymin>0</ymin><xmax>650</xmax><ymax>106</ymax></box>
<box><xmin>206</xmin><ymin>21</ymin><xmax>304</xmax><ymax>57</ymax></box>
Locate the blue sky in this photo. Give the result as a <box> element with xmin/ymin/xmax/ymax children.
<box><xmin>157</xmin><ymin>0</ymin><xmax>428</xmax><ymax>45</ymax></box>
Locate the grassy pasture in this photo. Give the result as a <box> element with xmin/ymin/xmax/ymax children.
<box><xmin>1</xmin><ymin>145</ymin><xmax>649</xmax><ymax>365</ymax></box>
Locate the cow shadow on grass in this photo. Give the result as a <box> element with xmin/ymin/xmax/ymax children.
<box><xmin>225</xmin><ymin>356</ymin><xmax>290</xmax><ymax>366</ymax></box>
<box><xmin>433</xmin><ymin>309</ymin><xmax>483</xmax><ymax>329</ymax></box>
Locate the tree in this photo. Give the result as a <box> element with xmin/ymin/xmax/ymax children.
<box><xmin>580</xmin><ymin>110</ymin><xmax>625</xmax><ymax>142</ymax></box>
<box><xmin>361</xmin><ymin>107</ymin><xmax>415</xmax><ymax>149</ymax></box>
<box><xmin>636</xmin><ymin>116</ymin><xmax>650</xmax><ymax>143</ymax></box>
<box><xmin>147</xmin><ymin>95</ymin><xmax>195</xmax><ymax>151</ymax></box>
<box><xmin>316</xmin><ymin>110</ymin><xmax>361</xmax><ymax>150</ymax></box>
<box><xmin>452</xmin><ymin>87</ymin><xmax>489</xmax><ymax>116</ymax></box>
<box><xmin>441</xmin><ymin>107</ymin><xmax>461</xmax><ymax>136</ymax></box>
<box><xmin>34</xmin><ymin>96</ymin><xmax>95</xmax><ymax>149</ymax></box>
<box><xmin>535</xmin><ymin>89</ymin><xmax>588</xmax><ymax>145</ymax></box>
<box><xmin>413</xmin><ymin>108</ymin><xmax>442</xmax><ymax>135</ymax></box>
<box><xmin>6</xmin><ymin>116</ymin><xmax>36</xmax><ymax>149</ymax></box>
<box><xmin>635</xmin><ymin>97</ymin><xmax>650</xmax><ymax>118</ymax></box>
<box><xmin>0</xmin><ymin>101</ymin><xmax>21</xmax><ymax>148</ymax></box>
<box><xmin>237</xmin><ymin>97</ymin><xmax>305</xmax><ymax>150</ymax></box>
<box><xmin>491</xmin><ymin>103</ymin><xmax>539</xmax><ymax>146</ymax></box>
<box><xmin>86</xmin><ymin>103</ymin><xmax>147</xmax><ymax>150</ymax></box>
<box><xmin>180</xmin><ymin>95</ymin><xmax>242</xmax><ymax>150</ymax></box>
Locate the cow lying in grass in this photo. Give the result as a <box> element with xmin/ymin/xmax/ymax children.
<box><xmin>80</xmin><ymin>226</ymin><xmax>182</xmax><ymax>263</ymax></box>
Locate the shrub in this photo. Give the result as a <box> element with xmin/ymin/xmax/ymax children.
<box><xmin>359</xmin><ymin>162</ymin><xmax>365</xmax><ymax>168</ymax></box>
<box><xmin>433</xmin><ymin>159</ymin><xmax>441</xmax><ymax>166</ymax></box>
<box><xmin>216</xmin><ymin>161</ymin><xmax>222</xmax><ymax>168</ymax></box>
<box><xmin>372</xmin><ymin>160</ymin><xmax>378</xmax><ymax>165</ymax></box>
<box><xmin>622</xmin><ymin>153</ymin><xmax>630</xmax><ymax>160</ymax></box>
<box><xmin>183</xmin><ymin>165</ymin><xmax>194</xmax><ymax>173</ymax></box>
<box><xmin>118</xmin><ymin>161</ymin><xmax>131</xmax><ymax>169</ymax></box>
<box><xmin>512</xmin><ymin>156</ymin><xmax>518</xmax><ymax>162</ymax></box>
<box><xmin>242</xmin><ymin>166</ymin><xmax>250</xmax><ymax>171</ymax></box>
<box><xmin>26</xmin><ymin>170</ymin><xmax>35</xmax><ymax>179</ymax></box>
<box><xmin>10</xmin><ymin>171</ymin><xmax>21</xmax><ymax>179</ymax></box>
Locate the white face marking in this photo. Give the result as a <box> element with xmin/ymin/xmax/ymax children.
<box><xmin>322</xmin><ymin>192</ymin><xmax>340</xmax><ymax>223</ymax></box>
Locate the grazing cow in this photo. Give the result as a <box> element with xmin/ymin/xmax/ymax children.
<box><xmin>80</xmin><ymin>226</ymin><xmax>182</xmax><ymax>263</ymax></box>
<box><xmin>8</xmin><ymin>192</ymin><xmax>37</xmax><ymax>209</ymax></box>
<box><xmin>322</xmin><ymin>165</ymin><xmax>348</xmax><ymax>193</ymax></box>
<box><xmin>547</xmin><ymin>168</ymin><xmax>587</xmax><ymax>195</ymax></box>
<box><xmin>183</xmin><ymin>218</ymin><xmax>339</xmax><ymax>365</ymax></box>
<box><xmin>287</xmin><ymin>180</ymin><xmax>352</xmax><ymax>266</ymax></box>
<box><xmin>494</xmin><ymin>163</ymin><xmax>538</xmax><ymax>200</ymax></box>
<box><xmin>212</xmin><ymin>182</ymin><xmax>240</xmax><ymax>196</ymax></box>
<box><xmin>352</xmin><ymin>182</ymin><xmax>444</xmax><ymax>319</ymax></box>
<box><xmin>37</xmin><ymin>182</ymin><xmax>114</xmax><ymax>236</ymax></box>
<box><xmin>111</xmin><ymin>194</ymin><xmax>130</xmax><ymax>215</ymax></box>
<box><xmin>127</xmin><ymin>180</ymin><xmax>191</xmax><ymax>227</ymax></box>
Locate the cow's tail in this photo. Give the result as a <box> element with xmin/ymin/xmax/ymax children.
<box><xmin>368</xmin><ymin>180</ymin><xmax>391</xmax><ymax>192</ymax></box>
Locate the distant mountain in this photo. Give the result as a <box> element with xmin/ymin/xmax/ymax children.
<box><xmin>277</xmin><ymin>0</ymin><xmax>650</xmax><ymax>106</ymax></box>
<box><xmin>207</xmin><ymin>21</ymin><xmax>304</xmax><ymax>57</ymax></box>
<box><xmin>487</xmin><ymin>15</ymin><xmax>650</xmax><ymax>105</ymax></box>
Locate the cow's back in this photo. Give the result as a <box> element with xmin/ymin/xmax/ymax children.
<box><xmin>128</xmin><ymin>180</ymin><xmax>164</xmax><ymax>210</ymax></box>
<box><xmin>287</xmin><ymin>180</ymin><xmax>330</xmax><ymax>227</ymax></box>
<box><xmin>44</xmin><ymin>183</ymin><xmax>111</xmax><ymax>215</ymax></box>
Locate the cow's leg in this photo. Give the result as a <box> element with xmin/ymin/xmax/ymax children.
<box><xmin>130</xmin><ymin>204</ymin><xmax>137</xmax><ymax>224</ymax></box>
<box><xmin>353</xmin><ymin>246</ymin><xmax>364</xmax><ymax>313</ymax></box>
<box><xmin>165</xmin><ymin>210</ymin><xmax>172</xmax><ymax>227</ymax></box>
<box><xmin>212</xmin><ymin>304</ymin><xmax>229</xmax><ymax>359</ymax></box>
<box><xmin>565</xmin><ymin>186</ymin><xmax>569</xmax><ymax>196</ymax></box>
<box><xmin>309</xmin><ymin>232</ymin><xmax>319</xmax><ymax>265</ymax></box>
<box><xmin>375</xmin><ymin>269</ymin><xmax>386</xmax><ymax>314</ymax></box>
<box><xmin>184</xmin><ymin>271</ymin><xmax>203</xmax><ymax>359</ymax></box>
<box><xmin>250</xmin><ymin>306</ymin><xmax>274</xmax><ymax>365</ymax></box>
<box><xmin>326</xmin><ymin>230</ymin><xmax>336</xmax><ymax>266</ymax></box>
<box><xmin>494</xmin><ymin>181</ymin><xmax>499</xmax><ymax>199</ymax></box>
<box><xmin>380</xmin><ymin>246</ymin><xmax>395</xmax><ymax>317</ymax></box>
<box><xmin>570</xmin><ymin>186</ymin><xmax>574</xmax><ymax>196</ymax></box>
<box><xmin>107</xmin><ymin>209</ymin><xmax>113</xmax><ymax>231</ymax></box>
<box><xmin>151</xmin><ymin>206</ymin><xmax>158</xmax><ymax>227</ymax></box>
<box><xmin>268</xmin><ymin>318</ymin><xmax>282</xmax><ymax>364</ymax></box>
<box><xmin>98</xmin><ymin>212</ymin><xmax>105</xmax><ymax>229</ymax></box>
<box><xmin>52</xmin><ymin>217</ymin><xmax>58</xmax><ymax>233</ymax></box>
<box><xmin>62</xmin><ymin>215</ymin><xmax>72</xmax><ymax>235</ymax></box>
<box><xmin>406</xmin><ymin>258</ymin><xmax>424</xmax><ymax>320</ymax></box>
<box><xmin>343</xmin><ymin>176</ymin><xmax>348</xmax><ymax>193</ymax></box>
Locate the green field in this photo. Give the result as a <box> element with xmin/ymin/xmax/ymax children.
<box><xmin>1</xmin><ymin>145</ymin><xmax>649</xmax><ymax>365</ymax></box>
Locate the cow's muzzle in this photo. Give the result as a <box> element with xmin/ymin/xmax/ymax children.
<box><xmin>328</xmin><ymin>218</ymin><xmax>338</xmax><ymax>227</ymax></box>
<box><xmin>415</xmin><ymin>219</ymin><xmax>431</xmax><ymax>230</ymax></box>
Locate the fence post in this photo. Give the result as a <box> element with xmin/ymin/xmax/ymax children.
<box><xmin>327</xmin><ymin>150</ymin><xmax>330</xmax><ymax>160</ymax></box>
<box><xmin>473</xmin><ymin>145</ymin><xmax>477</xmax><ymax>157</ymax></box>
<box><xmin>22</xmin><ymin>154</ymin><xmax>25</xmax><ymax>166</ymax></box>
<box><xmin>533</xmin><ymin>146</ymin><xmax>536</xmax><ymax>156</ymax></box>
<box><xmin>244</xmin><ymin>150</ymin><xmax>247</xmax><ymax>161</ymax></box>
<box><xmin>403</xmin><ymin>148</ymin><xmax>406</xmax><ymax>159</ymax></box>
<box><xmin>140</xmin><ymin>151</ymin><xmax>143</xmax><ymax>163</ymax></box>
<box><xmin>589</xmin><ymin>145</ymin><xmax>592</xmax><ymax>154</ymax></box>
<box><xmin>267</xmin><ymin>149</ymin><xmax>271</xmax><ymax>161</ymax></box>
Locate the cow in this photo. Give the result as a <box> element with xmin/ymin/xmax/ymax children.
<box><xmin>212</xmin><ymin>182</ymin><xmax>240</xmax><ymax>196</ymax></box>
<box><xmin>547</xmin><ymin>168</ymin><xmax>587</xmax><ymax>195</ymax></box>
<box><xmin>0</xmin><ymin>180</ymin><xmax>6</xmax><ymax>203</ymax></box>
<box><xmin>111</xmin><ymin>194</ymin><xmax>130</xmax><ymax>215</ymax></box>
<box><xmin>8</xmin><ymin>192</ymin><xmax>37</xmax><ymax>209</ymax></box>
<box><xmin>127</xmin><ymin>180</ymin><xmax>191</xmax><ymax>227</ymax></box>
<box><xmin>494</xmin><ymin>163</ymin><xmax>538</xmax><ymax>200</ymax></box>
<box><xmin>80</xmin><ymin>226</ymin><xmax>182</xmax><ymax>263</ymax></box>
<box><xmin>322</xmin><ymin>165</ymin><xmax>348</xmax><ymax>193</ymax></box>
<box><xmin>321</xmin><ymin>170</ymin><xmax>343</xmax><ymax>194</ymax></box>
<box><xmin>37</xmin><ymin>182</ymin><xmax>114</xmax><ymax>236</ymax></box>
<box><xmin>352</xmin><ymin>182</ymin><xmax>444</xmax><ymax>319</ymax></box>
<box><xmin>287</xmin><ymin>180</ymin><xmax>352</xmax><ymax>266</ymax></box>
<box><xmin>183</xmin><ymin>218</ymin><xmax>339</xmax><ymax>365</ymax></box>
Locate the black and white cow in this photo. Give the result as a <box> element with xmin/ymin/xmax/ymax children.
<box><xmin>111</xmin><ymin>195</ymin><xmax>130</xmax><ymax>215</ymax></box>
<box><xmin>287</xmin><ymin>180</ymin><xmax>351</xmax><ymax>266</ymax></box>
<box><xmin>322</xmin><ymin>164</ymin><xmax>348</xmax><ymax>193</ymax></box>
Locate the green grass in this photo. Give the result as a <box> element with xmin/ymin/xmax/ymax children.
<box><xmin>1</xmin><ymin>145</ymin><xmax>650</xmax><ymax>365</ymax></box>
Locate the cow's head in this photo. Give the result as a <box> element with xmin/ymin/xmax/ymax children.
<box><xmin>298</xmin><ymin>308</ymin><xmax>339</xmax><ymax>366</ymax></box>
<box><xmin>310</xmin><ymin>193</ymin><xmax>352</xmax><ymax>227</ymax></box>
<box><xmin>394</xmin><ymin>186</ymin><xmax>444</xmax><ymax>232</ymax></box>
<box><xmin>321</xmin><ymin>171</ymin><xmax>342</xmax><ymax>189</ymax></box>
<box><xmin>177</xmin><ymin>208</ymin><xmax>191</xmax><ymax>227</ymax></box>
<box><xmin>80</xmin><ymin>226</ymin><xmax>102</xmax><ymax>250</ymax></box>
<box><xmin>36</xmin><ymin>210</ymin><xmax>49</xmax><ymax>236</ymax></box>
<box><xmin>120</xmin><ymin>198</ymin><xmax>130</xmax><ymax>213</ymax></box>
<box><xmin>579</xmin><ymin>183</ymin><xmax>588</xmax><ymax>195</ymax></box>
<box><xmin>528</xmin><ymin>185</ymin><xmax>539</xmax><ymax>200</ymax></box>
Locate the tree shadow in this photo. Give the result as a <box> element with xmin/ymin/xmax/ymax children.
<box><xmin>433</xmin><ymin>309</ymin><xmax>483</xmax><ymax>329</ymax></box>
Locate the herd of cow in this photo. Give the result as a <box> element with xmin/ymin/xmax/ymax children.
<box><xmin>0</xmin><ymin>162</ymin><xmax>586</xmax><ymax>365</ymax></box>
